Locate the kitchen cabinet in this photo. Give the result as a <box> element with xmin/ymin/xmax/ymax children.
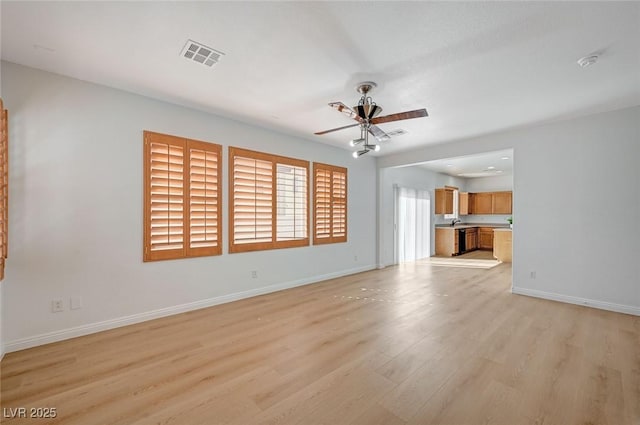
<box><xmin>465</xmin><ymin>227</ymin><xmax>477</xmax><ymax>251</ymax></box>
<box><xmin>435</xmin><ymin>228</ymin><xmax>458</xmax><ymax>256</ymax></box>
<box><xmin>493</xmin><ymin>229</ymin><xmax>512</xmax><ymax>262</ymax></box>
<box><xmin>436</xmin><ymin>227</ymin><xmax>479</xmax><ymax>256</ymax></box>
<box><xmin>492</xmin><ymin>191</ymin><xmax>512</xmax><ymax>214</ymax></box>
<box><xmin>435</xmin><ymin>188</ymin><xmax>454</xmax><ymax>215</ymax></box>
<box><xmin>474</xmin><ymin>193</ymin><xmax>493</xmax><ymax>214</ymax></box>
<box><xmin>468</xmin><ymin>191</ymin><xmax>513</xmax><ymax>215</ymax></box>
<box><xmin>459</xmin><ymin>192</ymin><xmax>470</xmax><ymax>215</ymax></box>
<box><xmin>468</xmin><ymin>193</ymin><xmax>476</xmax><ymax>214</ymax></box>
<box><xmin>478</xmin><ymin>227</ymin><xmax>494</xmax><ymax>250</ymax></box>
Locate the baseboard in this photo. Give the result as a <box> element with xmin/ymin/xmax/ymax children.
<box><xmin>511</xmin><ymin>286</ymin><xmax>640</xmax><ymax>316</ymax></box>
<box><xmin>5</xmin><ymin>265</ymin><xmax>376</xmax><ymax>353</ymax></box>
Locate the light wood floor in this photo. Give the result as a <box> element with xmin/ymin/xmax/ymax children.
<box><xmin>1</xmin><ymin>261</ymin><xmax>638</xmax><ymax>425</ymax></box>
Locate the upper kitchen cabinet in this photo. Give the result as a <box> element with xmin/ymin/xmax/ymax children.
<box><xmin>435</xmin><ymin>187</ymin><xmax>455</xmax><ymax>214</ymax></box>
<box><xmin>492</xmin><ymin>191</ymin><xmax>513</xmax><ymax>214</ymax></box>
<box><xmin>459</xmin><ymin>192</ymin><xmax>470</xmax><ymax>215</ymax></box>
<box><xmin>473</xmin><ymin>192</ymin><xmax>493</xmax><ymax>214</ymax></box>
<box><xmin>471</xmin><ymin>191</ymin><xmax>512</xmax><ymax>215</ymax></box>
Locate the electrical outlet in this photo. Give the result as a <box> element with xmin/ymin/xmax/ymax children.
<box><xmin>51</xmin><ymin>298</ymin><xmax>64</xmax><ymax>313</ymax></box>
<box><xmin>251</xmin><ymin>270</ymin><xmax>257</xmax><ymax>279</ymax></box>
<box><xmin>354</xmin><ymin>255</ymin><xmax>358</xmax><ymax>262</ymax></box>
<box><xmin>530</xmin><ymin>271</ymin><xmax>536</xmax><ymax>279</ymax></box>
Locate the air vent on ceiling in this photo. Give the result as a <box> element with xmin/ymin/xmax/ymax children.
<box><xmin>386</xmin><ymin>129</ymin><xmax>408</xmax><ymax>137</ymax></box>
<box><xmin>181</xmin><ymin>39</ymin><xmax>225</xmax><ymax>67</ymax></box>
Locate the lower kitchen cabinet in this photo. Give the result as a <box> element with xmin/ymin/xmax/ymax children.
<box><xmin>465</xmin><ymin>228</ymin><xmax>477</xmax><ymax>251</ymax></box>
<box><xmin>435</xmin><ymin>228</ymin><xmax>458</xmax><ymax>256</ymax></box>
<box><xmin>478</xmin><ymin>227</ymin><xmax>494</xmax><ymax>250</ymax></box>
<box><xmin>436</xmin><ymin>227</ymin><xmax>479</xmax><ymax>256</ymax></box>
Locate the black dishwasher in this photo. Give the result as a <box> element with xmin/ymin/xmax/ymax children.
<box><xmin>458</xmin><ymin>229</ymin><xmax>466</xmax><ymax>254</ymax></box>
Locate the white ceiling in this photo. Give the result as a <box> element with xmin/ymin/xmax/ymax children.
<box><xmin>418</xmin><ymin>149</ymin><xmax>513</xmax><ymax>178</ymax></box>
<box><xmin>2</xmin><ymin>2</ymin><xmax>639</xmax><ymax>156</ymax></box>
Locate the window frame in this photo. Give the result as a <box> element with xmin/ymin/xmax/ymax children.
<box><xmin>228</xmin><ymin>146</ymin><xmax>309</xmax><ymax>253</ymax></box>
<box><xmin>313</xmin><ymin>162</ymin><xmax>348</xmax><ymax>245</ymax></box>
<box><xmin>143</xmin><ymin>131</ymin><xmax>222</xmax><ymax>262</ymax></box>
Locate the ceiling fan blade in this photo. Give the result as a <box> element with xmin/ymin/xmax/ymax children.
<box><xmin>314</xmin><ymin>123</ymin><xmax>360</xmax><ymax>136</ymax></box>
<box><xmin>368</xmin><ymin>125</ymin><xmax>391</xmax><ymax>142</ymax></box>
<box><xmin>329</xmin><ymin>102</ymin><xmax>364</xmax><ymax>123</ymax></box>
<box><xmin>370</xmin><ymin>108</ymin><xmax>428</xmax><ymax>125</ymax></box>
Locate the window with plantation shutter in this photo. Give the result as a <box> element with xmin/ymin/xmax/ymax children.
<box><xmin>0</xmin><ymin>99</ymin><xmax>8</xmax><ymax>280</ymax></box>
<box><xmin>229</xmin><ymin>147</ymin><xmax>309</xmax><ymax>253</ymax></box>
<box><xmin>144</xmin><ymin>131</ymin><xmax>221</xmax><ymax>261</ymax></box>
<box><xmin>313</xmin><ymin>163</ymin><xmax>347</xmax><ymax>244</ymax></box>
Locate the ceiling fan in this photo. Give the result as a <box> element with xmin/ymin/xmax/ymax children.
<box><xmin>315</xmin><ymin>81</ymin><xmax>428</xmax><ymax>157</ymax></box>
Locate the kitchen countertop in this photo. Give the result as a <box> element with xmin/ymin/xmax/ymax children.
<box><xmin>435</xmin><ymin>223</ymin><xmax>511</xmax><ymax>230</ymax></box>
<box><xmin>493</xmin><ymin>228</ymin><xmax>513</xmax><ymax>232</ymax></box>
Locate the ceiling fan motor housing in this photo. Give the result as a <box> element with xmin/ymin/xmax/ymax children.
<box><xmin>354</xmin><ymin>104</ymin><xmax>383</xmax><ymax>120</ymax></box>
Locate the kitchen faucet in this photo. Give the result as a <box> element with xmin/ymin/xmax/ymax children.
<box><xmin>451</xmin><ymin>218</ymin><xmax>461</xmax><ymax>226</ymax></box>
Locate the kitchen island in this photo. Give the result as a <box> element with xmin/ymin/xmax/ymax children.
<box><xmin>493</xmin><ymin>228</ymin><xmax>512</xmax><ymax>262</ymax></box>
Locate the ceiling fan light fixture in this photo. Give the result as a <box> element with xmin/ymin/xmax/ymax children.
<box><xmin>365</xmin><ymin>144</ymin><xmax>381</xmax><ymax>152</ymax></box>
<box><xmin>353</xmin><ymin>149</ymin><xmax>369</xmax><ymax>158</ymax></box>
<box><xmin>314</xmin><ymin>80</ymin><xmax>428</xmax><ymax>158</ymax></box>
<box><xmin>349</xmin><ymin>138</ymin><xmax>366</xmax><ymax>147</ymax></box>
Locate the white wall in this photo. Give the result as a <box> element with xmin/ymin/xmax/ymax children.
<box><xmin>465</xmin><ymin>174</ymin><xmax>513</xmax><ymax>192</ymax></box>
<box><xmin>1</xmin><ymin>61</ymin><xmax>378</xmax><ymax>351</ymax></box>
<box><xmin>379</xmin><ymin>106</ymin><xmax>640</xmax><ymax>315</ymax></box>
<box><xmin>377</xmin><ymin>166</ymin><xmax>465</xmax><ymax>267</ymax></box>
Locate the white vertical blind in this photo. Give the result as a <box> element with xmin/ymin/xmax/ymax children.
<box><xmin>397</xmin><ymin>187</ymin><xmax>431</xmax><ymax>263</ymax></box>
